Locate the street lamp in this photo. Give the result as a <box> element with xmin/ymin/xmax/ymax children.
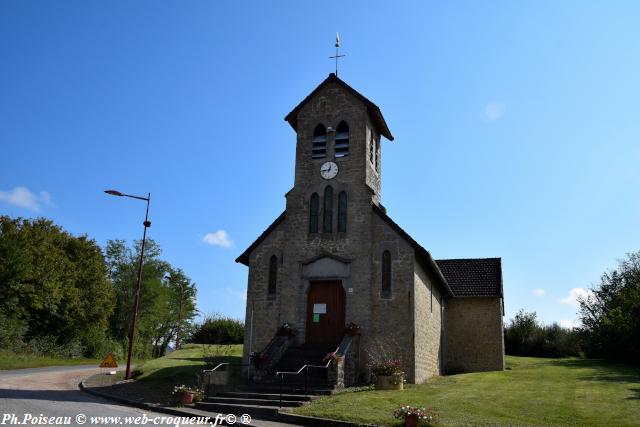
<box><xmin>164</xmin><ymin>275</ymin><xmax>185</xmax><ymax>351</ymax></box>
<box><xmin>104</xmin><ymin>189</ymin><xmax>151</xmax><ymax>380</ymax></box>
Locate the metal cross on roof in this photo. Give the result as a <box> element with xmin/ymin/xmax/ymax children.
<box><xmin>330</xmin><ymin>33</ymin><xmax>346</xmax><ymax>76</ymax></box>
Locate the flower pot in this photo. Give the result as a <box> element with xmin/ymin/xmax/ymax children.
<box><xmin>404</xmin><ymin>414</ymin><xmax>419</xmax><ymax>427</ymax></box>
<box><xmin>179</xmin><ymin>391</ymin><xmax>194</xmax><ymax>404</ymax></box>
<box><xmin>375</xmin><ymin>374</ymin><xmax>404</xmax><ymax>390</ymax></box>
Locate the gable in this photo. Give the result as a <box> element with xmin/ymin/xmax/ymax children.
<box><xmin>372</xmin><ymin>204</ymin><xmax>452</xmax><ymax>296</ymax></box>
<box><xmin>284</xmin><ymin>73</ymin><xmax>394</xmax><ymax>141</ymax></box>
<box><xmin>235</xmin><ymin>211</ymin><xmax>286</xmax><ymax>266</ymax></box>
<box><xmin>435</xmin><ymin>258</ymin><xmax>503</xmax><ymax>298</ymax></box>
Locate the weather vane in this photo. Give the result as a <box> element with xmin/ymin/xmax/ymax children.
<box><xmin>330</xmin><ymin>33</ymin><xmax>345</xmax><ymax>76</ymax></box>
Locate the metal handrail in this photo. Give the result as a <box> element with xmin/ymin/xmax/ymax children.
<box><xmin>275</xmin><ymin>346</ymin><xmax>340</xmax><ymax>407</ymax></box>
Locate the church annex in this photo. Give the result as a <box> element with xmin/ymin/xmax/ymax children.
<box><xmin>237</xmin><ymin>73</ymin><xmax>505</xmax><ymax>387</ymax></box>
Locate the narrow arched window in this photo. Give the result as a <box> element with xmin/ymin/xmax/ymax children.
<box><xmin>268</xmin><ymin>255</ymin><xmax>277</xmax><ymax>295</ymax></box>
<box><xmin>312</xmin><ymin>124</ymin><xmax>327</xmax><ymax>159</ymax></box>
<box><xmin>381</xmin><ymin>250</ymin><xmax>391</xmax><ymax>298</ymax></box>
<box><xmin>309</xmin><ymin>193</ymin><xmax>319</xmax><ymax>233</ymax></box>
<box><xmin>369</xmin><ymin>133</ymin><xmax>375</xmax><ymax>165</ymax></box>
<box><xmin>375</xmin><ymin>137</ymin><xmax>380</xmax><ymax>171</ymax></box>
<box><xmin>337</xmin><ymin>191</ymin><xmax>347</xmax><ymax>232</ymax></box>
<box><xmin>335</xmin><ymin>121</ymin><xmax>349</xmax><ymax>157</ymax></box>
<box><xmin>323</xmin><ymin>186</ymin><xmax>333</xmax><ymax>232</ymax></box>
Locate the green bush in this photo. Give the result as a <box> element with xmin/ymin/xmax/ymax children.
<box><xmin>189</xmin><ymin>313</ymin><xmax>244</xmax><ymax>345</ymax></box>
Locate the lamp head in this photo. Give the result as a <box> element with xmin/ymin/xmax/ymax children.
<box><xmin>104</xmin><ymin>190</ymin><xmax>124</xmax><ymax>197</ymax></box>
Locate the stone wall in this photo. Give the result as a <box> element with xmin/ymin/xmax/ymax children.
<box><xmin>413</xmin><ymin>259</ymin><xmax>443</xmax><ymax>382</ymax></box>
<box><xmin>367</xmin><ymin>213</ymin><xmax>417</xmax><ymax>383</ymax></box>
<box><xmin>444</xmin><ymin>297</ymin><xmax>505</xmax><ymax>373</ymax></box>
<box><xmin>242</xmin><ymin>80</ymin><xmax>391</xmax><ymax>370</ymax></box>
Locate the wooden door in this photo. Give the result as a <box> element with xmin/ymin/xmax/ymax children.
<box><xmin>306</xmin><ymin>280</ymin><xmax>345</xmax><ymax>345</ymax></box>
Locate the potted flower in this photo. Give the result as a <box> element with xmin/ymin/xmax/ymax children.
<box><xmin>276</xmin><ymin>322</ymin><xmax>296</xmax><ymax>337</ymax></box>
<box><xmin>345</xmin><ymin>322</ymin><xmax>361</xmax><ymax>336</ymax></box>
<box><xmin>369</xmin><ymin>359</ymin><xmax>404</xmax><ymax>390</ymax></box>
<box><xmin>250</xmin><ymin>351</ymin><xmax>268</xmax><ymax>369</ymax></box>
<box><xmin>173</xmin><ymin>385</ymin><xmax>199</xmax><ymax>404</ymax></box>
<box><xmin>322</xmin><ymin>351</ymin><xmax>344</xmax><ymax>366</ymax></box>
<box><xmin>393</xmin><ymin>406</ymin><xmax>439</xmax><ymax>427</ymax></box>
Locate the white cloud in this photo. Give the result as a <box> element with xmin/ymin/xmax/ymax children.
<box><xmin>559</xmin><ymin>287</ymin><xmax>594</xmax><ymax>307</ymax></box>
<box><xmin>483</xmin><ymin>101</ymin><xmax>506</xmax><ymax>122</ymax></box>
<box><xmin>0</xmin><ymin>186</ymin><xmax>52</xmax><ymax>211</ymax></box>
<box><xmin>532</xmin><ymin>288</ymin><xmax>546</xmax><ymax>297</ymax></box>
<box><xmin>202</xmin><ymin>230</ymin><xmax>233</xmax><ymax>248</ymax></box>
<box><xmin>559</xmin><ymin>319</ymin><xmax>580</xmax><ymax>329</ymax></box>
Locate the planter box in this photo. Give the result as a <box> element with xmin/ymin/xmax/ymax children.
<box><xmin>179</xmin><ymin>391</ymin><xmax>194</xmax><ymax>404</ymax></box>
<box><xmin>375</xmin><ymin>375</ymin><xmax>404</xmax><ymax>390</ymax></box>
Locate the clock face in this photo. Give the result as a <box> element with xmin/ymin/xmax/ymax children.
<box><xmin>320</xmin><ymin>161</ymin><xmax>338</xmax><ymax>180</ymax></box>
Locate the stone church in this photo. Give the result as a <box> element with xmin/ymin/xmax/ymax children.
<box><xmin>237</xmin><ymin>73</ymin><xmax>505</xmax><ymax>387</ymax></box>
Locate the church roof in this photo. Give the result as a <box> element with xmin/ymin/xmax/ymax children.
<box><xmin>284</xmin><ymin>73</ymin><xmax>394</xmax><ymax>141</ymax></box>
<box><xmin>372</xmin><ymin>204</ymin><xmax>453</xmax><ymax>296</ymax></box>
<box><xmin>235</xmin><ymin>211</ymin><xmax>286</xmax><ymax>266</ymax></box>
<box><xmin>435</xmin><ymin>258</ymin><xmax>503</xmax><ymax>298</ymax></box>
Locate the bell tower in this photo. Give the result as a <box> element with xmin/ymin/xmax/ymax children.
<box><xmin>284</xmin><ymin>73</ymin><xmax>394</xmax><ymax>214</ymax></box>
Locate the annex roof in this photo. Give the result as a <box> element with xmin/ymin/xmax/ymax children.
<box><xmin>284</xmin><ymin>73</ymin><xmax>394</xmax><ymax>141</ymax></box>
<box><xmin>435</xmin><ymin>258</ymin><xmax>503</xmax><ymax>298</ymax></box>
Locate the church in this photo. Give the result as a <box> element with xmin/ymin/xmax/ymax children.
<box><xmin>236</xmin><ymin>73</ymin><xmax>505</xmax><ymax>387</ymax></box>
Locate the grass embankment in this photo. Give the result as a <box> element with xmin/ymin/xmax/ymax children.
<box><xmin>134</xmin><ymin>343</ymin><xmax>242</xmax><ymax>381</ymax></box>
<box><xmin>0</xmin><ymin>350</ymin><xmax>101</xmax><ymax>370</ymax></box>
<box><xmin>293</xmin><ymin>356</ymin><xmax>640</xmax><ymax>426</ymax></box>
<box><xmin>84</xmin><ymin>344</ymin><xmax>243</xmax><ymax>404</ymax></box>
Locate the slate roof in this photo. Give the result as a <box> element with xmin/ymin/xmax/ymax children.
<box><xmin>435</xmin><ymin>258</ymin><xmax>503</xmax><ymax>298</ymax></box>
<box><xmin>284</xmin><ymin>73</ymin><xmax>394</xmax><ymax>141</ymax></box>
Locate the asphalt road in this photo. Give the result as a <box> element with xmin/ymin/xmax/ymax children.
<box><xmin>0</xmin><ymin>365</ymin><xmax>295</xmax><ymax>427</ymax></box>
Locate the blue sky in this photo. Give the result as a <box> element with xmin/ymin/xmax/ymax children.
<box><xmin>1</xmin><ymin>1</ymin><xmax>639</xmax><ymax>327</ymax></box>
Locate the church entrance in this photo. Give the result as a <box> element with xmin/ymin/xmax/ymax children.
<box><xmin>306</xmin><ymin>280</ymin><xmax>345</xmax><ymax>346</ymax></box>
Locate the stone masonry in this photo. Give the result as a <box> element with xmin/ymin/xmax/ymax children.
<box><xmin>237</xmin><ymin>73</ymin><xmax>505</xmax><ymax>385</ymax></box>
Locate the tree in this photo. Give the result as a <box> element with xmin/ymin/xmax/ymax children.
<box><xmin>579</xmin><ymin>251</ymin><xmax>640</xmax><ymax>363</ymax></box>
<box><xmin>0</xmin><ymin>216</ymin><xmax>114</xmax><ymax>356</ymax></box>
<box><xmin>105</xmin><ymin>239</ymin><xmax>198</xmax><ymax>359</ymax></box>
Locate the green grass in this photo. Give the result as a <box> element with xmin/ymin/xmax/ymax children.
<box><xmin>292</xmin><ymin>356</ymin><xmax>640</xmax><ymax>426</ymax></box>
<box><xmin>86</xmin><ymin>344</ymin><xmax>244</xmax><ymax>404</ymax></box>
<box><xmin>0</xmin><ymin>350</ymin><xmax>101</xmax><ymax>370</ymax></box>
<box><xmin>133</xmin><ymin>343</ymin><xmax>243</xmax><ymax>381</ymax></box>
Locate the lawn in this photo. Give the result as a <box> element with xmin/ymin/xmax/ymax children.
<box><xmin>292</xmin><ymin>356</ymin><xmax>640</xmax><ymax>426</ymax></box>
<box><xmin>84</xmin><ymin>344</ymin><xmax>243</xmax><ymax>404</ymax></box>
<box><xmin>133</xmin><ymin>343</ymin><xmax>243</xmax><ymax>381</ymax></box>
<box><xmin>0</xmin><ymin>350</ymin><xmax>101</xmax><ymax>370</ymax></box>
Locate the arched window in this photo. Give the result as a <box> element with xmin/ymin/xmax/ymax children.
<box><xmin>309</xmin><ymin>193</ymin><xmax>319</xmax><ymax>233</ymax></box>
<box><xmin>312</xmin><ymin>124</ymin><xmax>327</xmax><ymax>159</ymax></box>
<box><xmin>268</xmin><ymin>255</ymin><xmax>278</xmax><ymax>295</ymax></box>
<box><xmin>375</xmin><ymin>137</ymin><xmax>380</xmax><ymax>171</ymax></box>
<box><xmin>369</xmin><ymin>133</ymin><xmax>375</xmax><ymax>165</ymax></box>
<box><xmin>381</xmin><ymin>250</ymin><xmax>391</xmax><ymax>298</ymax></box>
<box><xmin>335</xmin><ymin>121</ymin><xmax>349</xmax><ymax>157</ymax></box>
<box><xmin>337</xmin><ymin>191</ymin><xmax>347</xmax><ymax>232</ymax></box>
<box><xmin>323</xmin><ymin>186</ymin><xmax>333</xmax><ymax>232</ymax></box>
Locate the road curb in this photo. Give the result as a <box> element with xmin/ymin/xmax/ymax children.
<box><xmin>79</xmin><ymin>380</ymin><xmax>209</xmax><ymax>420</ymax></box>
<box><xmin>79</xmin><ymin>379</ymin><xmax>379</xmax><ymax>427</ymax></box>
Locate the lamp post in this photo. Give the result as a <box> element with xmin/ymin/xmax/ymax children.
<box><xmin>164</xmin><ymin>275</ymin><xmax>185</xmax><ymax>351</ymax></box>
<box><xmin>104</xmin><ymin>189</ymin><xmax>151</xmax><ymax>380</ymax></box>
